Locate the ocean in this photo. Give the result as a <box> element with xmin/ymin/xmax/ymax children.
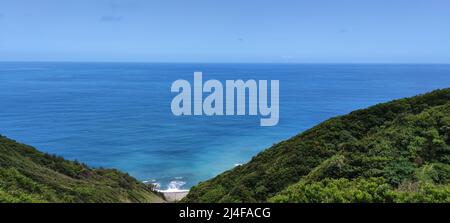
<box><xmin>1</xmin><ymin>62</ymin><xmax>449</xmax><ymax>190</ymax></box>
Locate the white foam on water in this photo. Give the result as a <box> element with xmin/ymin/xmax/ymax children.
<box><xmin>157</xmin><ymin>180</ymin><xmax>189</xmax><ymax>193</ymax></box>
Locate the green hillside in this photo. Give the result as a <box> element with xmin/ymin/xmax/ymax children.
<box><xmin>0</xmin><ymin>136</ymin><xmax>165</xmax><ymax>203</ymax></box>
<box><xmin>184</xmin><ymin>88</ymin><xmax>450</xmax><ymax>203</ymax></box>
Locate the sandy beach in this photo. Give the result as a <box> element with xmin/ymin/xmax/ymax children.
<box><xmin>160</xmin><ymin>190</ymin><xmax>189</xmax><ymax>202</ymax></box>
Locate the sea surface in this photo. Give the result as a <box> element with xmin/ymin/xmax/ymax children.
<box><xmin>1</xmin><ymin>62</ymin><xmax>450</xmax><ymax>190</ymax></box>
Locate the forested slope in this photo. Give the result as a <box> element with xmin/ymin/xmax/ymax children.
<box><xmin>184</xmin><ymin>88</ymin><xmax>450</xmax><ymax>203</ymax></box>
<box><xmin>0</xmin><ymin>136</ymin><xmax>164</xmax><ymax>203</ymax></box>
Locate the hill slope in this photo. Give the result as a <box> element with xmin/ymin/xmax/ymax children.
<box><xmin>184</xmin><ymin>88</ymin><xmax>450</xmax><ymax>203</ymax></box>
<box><xmin>0</xmin><ymin>136</ymin><xmax>165</xmax><ymax>203</ymax></box>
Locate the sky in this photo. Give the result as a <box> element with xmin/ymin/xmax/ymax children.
<box><xmin>0</xmin><ymin>0</ymin><xmax>449</xmax><ymax>63</ymax></box>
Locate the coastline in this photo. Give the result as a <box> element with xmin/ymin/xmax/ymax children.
<box><xmin>158</xmin><ymin>190</ymin><xmax>189</xmax><ymax>202</ymax></box>
<box><xmin>144</xmin><ymin>179</ymin><xmax>190</xmax><ymax>202</ymax></box>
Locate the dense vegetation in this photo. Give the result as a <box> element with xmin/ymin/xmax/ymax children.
<box><xmin>0</xmin><ymin>136</ymin><xmax>164</xmax><ymax>203</ymax></box>
<box><xmin>184</xmin><ymin>88</ymin><xmax>450</xmax><ymax>203</ymax></box>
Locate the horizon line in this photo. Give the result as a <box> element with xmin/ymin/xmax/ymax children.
<box><xmin>1</xmin><ymin>60</ymin><xmax>450</xmax><ymax>65</ymax></box>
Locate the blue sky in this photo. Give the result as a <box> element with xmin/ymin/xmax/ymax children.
<box><xmin>0</xmin><ymin>0</ymin><xmax>449</xmax><ymax>63</ymax></box>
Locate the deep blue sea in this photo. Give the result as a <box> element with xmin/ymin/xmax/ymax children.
<box><xmin>1</xmin><ymin>62</ymin><xmax>450</xmax><ymax>190</ymax></box>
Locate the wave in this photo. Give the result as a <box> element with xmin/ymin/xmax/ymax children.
<box><xmin>159</xmin><ymin>180</ymin><xmax>189</xmax><ymax>193</ymax></box>
<box><xmin>143</xmin><ymin>178</ymin><xmax>189</xmax><ymax>192</ymax></box>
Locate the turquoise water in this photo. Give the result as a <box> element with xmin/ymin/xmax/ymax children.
<box><xmin>1</xmin><ymin>62</ymin><xmax>450</xmax><ymax>189</ymax></box>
